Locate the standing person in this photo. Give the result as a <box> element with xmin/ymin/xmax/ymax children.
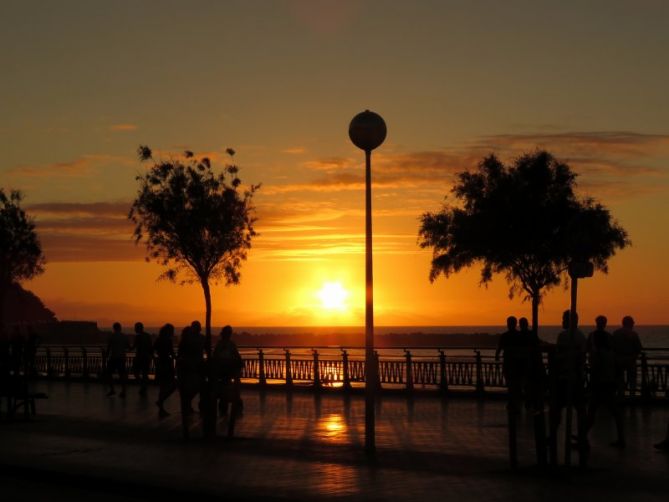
<box><xmin>106</xmin><ymin>322</ymin><xmax>129</xmax><ymax>398</ymax></box>
<box><xmin>213</xmin><ymin>325</ymin><xmax>244</xmax><ymax>417</ymax></box>
<box><xmin>177</xmin><ymin>324</ymin><xmax>204</xmax><ymax>414</ymax></box>
<box><xmin>612</xmin><ymin>316</ymin><xmax>643</xmax><ymax>399</ymax></box>
<box><xmin>586</xmin><ymin>316</ymin><xmax>624</xmax><ymax>447</ymax></box>
<box><xmin>154</xmin><ymin>323</ymin><xmax>177</xmax><ymax>418</ymax></box>
<box><xmin>132</xmin><ymin>322</ymin><xmax>153</xmax><ymax>396</ymax></box>
<box><xmin>549</xmin><ymin>310</ymin><xmax>588</xmax><ymax>461</ymax></box>
<box><xmin>521</xmin><ymin>316</ymin><xmax>545</xmax><ymax>409</ymax></box>
<box><xmin>495</xmin><ymin>316</ymin><xmax>529</xmax><ymax>411</ymax></box>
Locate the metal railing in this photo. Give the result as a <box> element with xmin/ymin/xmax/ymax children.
<box><xmin>27</xmin><ymin>345</ymin><xmax>669</xmax><ymax>400</ymax></box>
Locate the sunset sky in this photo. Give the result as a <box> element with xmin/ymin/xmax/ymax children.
<box><xmin>2</xmin><ymin>0</ymin><xmax>668</xmax><ymax>327</ymax></box>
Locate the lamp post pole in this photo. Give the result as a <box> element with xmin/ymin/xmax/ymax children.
<box><xmin>349</xmin><ymin>110</ymin><xmax>387</xmax><ymax>454</ymax></box>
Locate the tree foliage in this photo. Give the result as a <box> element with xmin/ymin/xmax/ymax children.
<box><xmin>0</xmin><ymin>189</ymin><xmax>46</xmax><ymax>329</ymax></box>
<box><xmin>418</xmin><ymin>151</ymin><xmax>630</xmax><ymax>330</ymax></box>
<box><xmin>129</xmin><ymin>146</ymin><xmax>258</xmax><ymax>347</ymax></box>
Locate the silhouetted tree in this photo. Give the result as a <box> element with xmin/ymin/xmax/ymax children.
<box><xmin>418</xmin><ymin>151</ymin><xmax>629</xmax><ymax>332</ymax></box>
<box><xmin>129</xmin><ymin>146</ymin><xmax>258</xmax><ymax>354</ymax></box>
<box><xmin>0</xmin><ymin>189</ymin><xmax>45</xmax><ymax>331</ymax></box>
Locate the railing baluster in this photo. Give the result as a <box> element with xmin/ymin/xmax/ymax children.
<box><xmin>405</xmin><ymin>349</ymin><xmax>413</xmax><ymax>392</ymax></box>
<box><xmin>341</xmin><ymin>349</ymin><xmax>351</xmax><ymax>390</ymax></box>
<box><xmin>82</xmin><ymin>347</ymin><xmax>89</xmax><ymax>380</ymax></box>
<box><xmin>439</xmin><ymin>349</ymin><xmax>448</xmax><ymax>395</ymax></box>
<box><xmin>64</xmin><ymin>347</ymin><xmax>70</xmax><ymax>380</ymax></box>
<box><xmin>641</xmin><ymin>352</ymin><xmax>650</xmax><ymax>402</ymax></box>
<box><xmin>258</xmin><ymin>348</ymin><xmax>266</xmax><ymax>386</ymax></box>
<box><xmin>312</xmin><ymin>349</ymin><xmax>321</xmax><ymax>390</ymax></box>
<box><xmin>475</xmin><ymin>349</ymin><xmax>484</xmax><ymax>395</ymax></box>
<box><xmin>284</xmin><ymin>348</ymin><xmax>292</xmax><ymax>387</ymax></box>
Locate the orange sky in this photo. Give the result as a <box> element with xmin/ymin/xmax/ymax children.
<box><xmin>2</xmin><ymin>1</ymin><xmax>668</xmax><ymax>327</ymax></box>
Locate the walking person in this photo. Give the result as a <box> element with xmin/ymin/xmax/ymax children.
<box><xmin>213</xmin><ymin>325</ymin><xmax>244</xmax><ymax>417</ymax></box>
<box><xmin>154</xmin><ymin>323</ymin><xmax>177</xmax><ymax>417</ymax></box>
<box><xmin>106</xmin><ymin>322</ymin><xmax>129</xmax><ymax>398</ymax></box>
<box><xmin>132</xmin><ymin>322</ymin><xmax>153</xmax><ymax>396</ymax></box>
<box><xmin>612</xmin><ymin>316</ymin><xmax>643</xmax><ymax>399</ymax></box>
<box><xmin>586</xmin><ymin>315</ymin><xmax>624</xmax><ymax>448</ymax></box>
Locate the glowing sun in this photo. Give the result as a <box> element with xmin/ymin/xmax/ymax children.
<box><xmin>317</xmin><ymin>282</ymin><xmax>349</xmax><ymax>311</ymax></box>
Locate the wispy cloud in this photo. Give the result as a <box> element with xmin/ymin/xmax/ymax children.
<box><xmin>27</xmin><ymin>201</ymin><xmax>138</xmax><ymax>262</ymax></box>
<box><xmin>109</xmin><ymin>123</ymin><xmax>138</xmax><ymax>132</ymax></box>
<box><xmin>265</xmin><ymin>131</ymin><xmax>669</xmax><ymax>195</ymax></box>
<box><xmin>7</xmin><ymin>154</ymin><xmax>133</xmax><ymax>178</ymax></box>
<box><xmin>281</xmin><ymin>147</ymin><xmax>307</xmax><ymax>155</ymax></box>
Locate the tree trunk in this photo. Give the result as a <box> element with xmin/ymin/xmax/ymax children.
<box><xmin>531</xmin><ymin>291</ymin><xmax>540</xmax><ymax>337</ymax></box>
<box><xmin>201</xmin><ymin>278</ymin><xmax>212</xmax><ymax>358</ymax></box>
<box><xmin>200</xmin><ymin>276</ymin><xmax>216</xmax><ymax>438</ymax></box>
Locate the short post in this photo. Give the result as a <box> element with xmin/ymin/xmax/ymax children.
<box><xmin>375</xmin><ymin>351</ymin><xmax>382</xmax><ymax>391</ymax></box>
<box><xmin>284</xmin><ymin>348</ymin><xmax>293</xmax><ymax>387</ymax></box>
<box><xmin>404</xmin><ymin>349</ymin><xmax>414</xmax><ymax>392</ymax></box>
<box><xmin>82</xmin><ymin>347</ymin><xmax>89</xmax><ymax>380</ymax></box>
<box><xmin>438</xmin><ymin>350</ymin><xmax>448</xmax><ymax>395</ymax></box>
<box><xmin>64</xmin><ymin>347</ymin><xmax>70</xmax><ymax>379</ymax></box>
<box><xmin>258</xmin><ymin>348</ymin><xmax>267</xmax><ymax>387</ymax></box>
<box><xmin>313</xmin><ymin>349</ymin><xmax>321</xmax><ymax>390</ymax></box>
<box><xmin>342</xmin><ymin>349</ymin><xmax>351</xmax><ymax>390</ymax></box>
<box><xmin>475</xmin><ymin>350</ymin><xmax>484</xmax><ymax>395</ymax></box>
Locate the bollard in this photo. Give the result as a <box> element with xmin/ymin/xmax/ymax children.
<box><xmin>284</xmin><ymin>348</ymin><xmax>293</xmax><ymax>387</ymax></box>
<box><xmin>342</xmin><ymin>349</ymin><xmax>351</xmax><ymax>390</ymax></box>
<box><xmin>404</xmin><ymin>349</ymin><xmax>414</xmax><ymax>393</ymax></box>
<box><xmin>258</xmin><ymin>348</ymin><xmax>267</xmax><ymax>387</ymax></box>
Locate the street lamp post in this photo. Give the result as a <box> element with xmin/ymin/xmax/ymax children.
<box><xmin>348</xmin><ymin>110</ymin><xmax>387</xmax><ymax>454</ymax></box>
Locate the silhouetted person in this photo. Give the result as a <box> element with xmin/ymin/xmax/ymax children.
<box><xmin>10</xmin><ymin>326</ymin><xmax>25</xmax><ymax>374</ymax></box>
<box><xmin>177</xmin><ymin>324</ymin><xmax>204</xmax><ymax>415</ymax></box>
<box><xmin>213</xmin><ymin>325</ymin><xmax>244</xmax><ymax>417</ymax></box>
<box><xmin>612</xmin><ymin>316</ymin><xmax>642</xmax><ymax>399</ymax></box>
<box><xmin>550</xmin><ymin>310</ymin><xmax>587</xmax><ymax>460</ymax></box>
<box><xmin>154</xmin><ymin>323</ymin><xmax>177</xmax><ymax>418</ymax></box>
<box><xmin>132</xmin><ymin>321</ymin><xmax>153</xmax><ymax>396</ymax></box>
<box><xmin>586</xmin><ymin>315</ymin><xmax>624</xmax><ymax>447</ymax></box>
<box><xmin>521</xmin><ymin>317</ymin><xmax>546</xmax><ymax>411</ymax></box>
<box><xmin>106</xmin><ymin>322</ymin><xmax>129</xmax><ymax>398</ymax></box>
<box><xmin>495</xmin><ymin>316</ymin><xmax>529</xmax><ymax>411</ymax></box>
<box><xmin>25</xmin><ymin>325</ymin><xmax>40</xmax><ymax>377</ymax></box>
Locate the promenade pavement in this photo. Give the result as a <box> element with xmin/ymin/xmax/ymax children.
<box><xmin>1</xmin><ymin>381</ymin><xmax>668</xmax><ymax>501</ymax></box>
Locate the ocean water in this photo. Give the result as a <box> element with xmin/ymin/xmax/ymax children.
<box><xmin>144</xmin><ymin>325</ymin><xmax>669</xmax><ymax>349</ymax></box>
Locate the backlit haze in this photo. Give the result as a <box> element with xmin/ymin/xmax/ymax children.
<box><xmin>2</xmin><ymin>0</ymin><xmax>668</xmax><ymax>328</ymax></box>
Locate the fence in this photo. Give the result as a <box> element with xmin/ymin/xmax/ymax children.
<box><xmin>30</xmin><ymin>345</ymin><xmax>669</xmax><ymax>400</ymax></box>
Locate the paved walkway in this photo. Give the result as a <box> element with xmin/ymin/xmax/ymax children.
<box><xmin>1</xmin><ymin>381</ymin><xmax>668</xmax><ymax>501</ymax></box>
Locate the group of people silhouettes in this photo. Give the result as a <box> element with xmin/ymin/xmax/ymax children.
<box><xmin>0</xmin><ymin>325</ymin><xmax>40</xmax><ymax>380</ymax></box>
<box><xmin>105</xmin><ymin>321</ymin><xmax>243</xmax><ymax>420</ymax></box>
<box><xmin>496</xmin><ymin>312</ymin><xmax>644</xmax><ymax>455</ymax></box>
